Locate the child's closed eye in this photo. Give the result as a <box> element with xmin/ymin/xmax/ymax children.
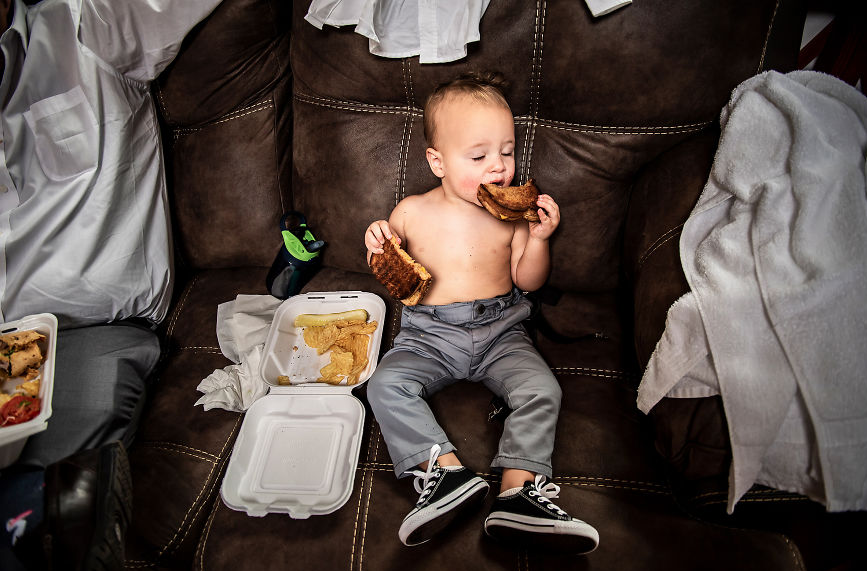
<box><xmin>472</xmin><ymin>156</ymin><xmax>485</xmax><ymax>162</ymax></box>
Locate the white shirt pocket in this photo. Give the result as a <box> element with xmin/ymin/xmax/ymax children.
<box><xmin>23</xmin><ymin>86</ymin><xmax>98</xmax><ymax>181</ymax></box>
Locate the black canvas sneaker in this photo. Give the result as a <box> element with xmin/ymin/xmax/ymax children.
<box><xmin>484</xmin><ymin>475</ymin><xmax>599</xmax><ymax>554</ymax></box>
<box><xmin>398</xmin><ymin>444</ymin><xmax>490</xmax><ymax>546</ymax></box>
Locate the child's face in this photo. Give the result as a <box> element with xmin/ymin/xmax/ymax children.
<box><xmin>427</xmin><ymin>95</ymin><xmax>515</xmax><ymax>205</ymax></box>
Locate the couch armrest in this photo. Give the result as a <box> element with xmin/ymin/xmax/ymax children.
<box><xmin>622</xmin><ymin>127</ymin><xmax>720</xmax><ymax>368</ymax></box>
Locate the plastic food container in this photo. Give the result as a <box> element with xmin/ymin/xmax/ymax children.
<box><xmin>0</xmin><ymin>313</ymin><xmax>58</xmax><ymax>468</ymax></box>
<box><xmin>221</xmin><ymin>291</ymin><xmax>385</xmax><ymax>518</ymax></box>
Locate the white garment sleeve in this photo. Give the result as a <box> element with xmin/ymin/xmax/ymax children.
<box><xmin>77</xmin><ymin>0</ymin><xmax>225</xmax><ymax>83</ymax></box>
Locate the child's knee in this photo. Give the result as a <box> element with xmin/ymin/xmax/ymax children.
<box><xmin>509</xmin><ymin>375</ymin><xmax>561</xmax><ymax>410</ymax></box>
<box><xmin>366</xmin><ymin>371</ymin><xmax>415</xmax><ymax>412</ymax></box>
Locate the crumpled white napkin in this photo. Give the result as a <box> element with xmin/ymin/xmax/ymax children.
<box><xmin>195</xmin><ymin>294</ymin><xmax>283</xmax><ymax>412</ymax></box>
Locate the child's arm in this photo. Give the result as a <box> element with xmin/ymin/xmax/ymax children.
<box><xmin>364</xmin><ymin>201</ymin><xmax>410</xmax><ymax>262</ymax></box>
<box><xmin>511</xmin><ymin>194</ymin><xmax>561</xmax><ymax>291</ymax></box>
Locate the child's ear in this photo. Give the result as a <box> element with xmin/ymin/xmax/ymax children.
<box><xmin>426</xmin><ymin>148</ymin><xmax>444</xmax><ymax>178</ymax></box>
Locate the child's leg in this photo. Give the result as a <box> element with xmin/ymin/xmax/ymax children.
<box><xmin>366</xmin><ymin>348</ymin><xmax>463</xmax><ymax>478</ymax></box>
<box><xmin>500</xmin><ymin>468</ymin><xmax>536</xmax><ymax>492</ymax></box>
<box><xmin>479</xmin><ymin>337</ymin><xmax>562</xmax><ymax>480</ymax></box>
<box><xmin>367</xmin><ymin>349</ymin><xmax>490</xmax><ymax>546</ymax></box>
<box><xmin>478</xmin><ymin>333</ymin><xmax>599</xmax><ymax>553</ymax></box>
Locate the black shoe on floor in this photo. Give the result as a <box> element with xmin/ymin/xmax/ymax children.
<box><xmin>398</xmin><ymin>445</ymin><xmax>489</xmax><ymax>546</ymax></box>
<box><xmin>484</xmin><ymin>475</ymin><xmax>599</xmax><ymax>554</ymax></box>
<box><xmin>43</xmin><ymin>440</ymin><xmax>133</xmax><ymax>570</ymax></box>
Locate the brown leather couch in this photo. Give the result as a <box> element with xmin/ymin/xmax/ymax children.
<box><xmin>123</xmin><ymin>0</ymin><xmax>865</xmax><ymax>569</ymax></box>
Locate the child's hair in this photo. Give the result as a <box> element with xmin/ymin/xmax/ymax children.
<box><xmin>423</xmin><ymin>71</ymin><xmax>510</xmax><ymax>148</ymax></box>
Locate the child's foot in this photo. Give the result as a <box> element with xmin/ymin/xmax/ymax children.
<box><xmin>484</xmin><ymin>475</ymin><xmax>599</xmax><ymax>554</ymax></box>
<box><xmin>398</xmin><ymin>445</ymin><xmax>489</xmax><ymax>546</ymax></box>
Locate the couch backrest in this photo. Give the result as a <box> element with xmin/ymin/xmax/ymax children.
<box><xmin>154</xmin><ymin>0</ymin><xmax>804</xmax><ymax>283</ymax></box>
<box><xmin>290</xmin><ymin>0</ymin><xmax>804</xmax><ymax>293</ymax></box>
<box><xmin>155</xmin><ymin>0</ymin><xmax>293</xmax><ymax>270</ymax></box>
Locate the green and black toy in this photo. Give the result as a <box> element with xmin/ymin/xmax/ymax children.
<box><xmin>265</xmin><ymin>211</ymin><xmax>325</xmax><ymax>299</ymax></box>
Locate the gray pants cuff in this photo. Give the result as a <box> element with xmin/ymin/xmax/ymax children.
<box><xmin>395</xmin><ymin>442</ymin><xmax>457</xmax><ymax>478</ymax></box>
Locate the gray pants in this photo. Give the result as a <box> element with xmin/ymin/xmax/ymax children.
<box><xmin>17</xmin><ymin>323</ymin><xmax>161</xmax><ymax>467</ymax></box>
<box><xmin>367</xmin><ymin>289</ymin><xmax>562</xmax><ymax>478</ymax></box>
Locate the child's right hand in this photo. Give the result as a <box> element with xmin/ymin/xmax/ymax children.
<box><xmin>365</xmin><ymin>220</ymin><xmax>399</xmax><ymax>255</ymax></box>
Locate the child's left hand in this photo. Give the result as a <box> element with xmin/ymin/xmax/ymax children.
<box><xmin>529</xmin><ymin>194</ymin><xmax>560</xmax><ymax>240</ymax></box>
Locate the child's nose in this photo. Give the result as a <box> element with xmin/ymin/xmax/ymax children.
<box><xmin>491</xmin><ymin>156</ymin><xmax>506</xmax><ymax>171</ymax></box>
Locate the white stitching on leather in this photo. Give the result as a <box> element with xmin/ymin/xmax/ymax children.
<box><xmin>177</xmin><ymin>347</ymin><xmax>224</xmax><ymax>354</ymax></box>
<box><xmin>402</xmin><ymin>61</ymin><xmax>415</xmax><ymax>202</ymax></box>
<box><xmin>637</xmin><ymin>223</ymin><xmax>684</xmax><ymax>269</ymax></box>
<box><xmin>561</xmin><ymin>481</ymin><xmax>670</xmax><ymax>495</ymax></box>
<box><xmin>552</xmin><ymin>366</ymin><xmax>637</xmax><ymax>381</ymax></box>
<box><xmin>157</xmin><ymin>414</ymin><xmax>243</xmax><ymax>558</ymax></box>
<box><xmin>137</xmin><ymin>441</ymin><xmax>222</xmax><ymax>463</ymax></box>
<box><xmin>295</xmin><ymin>92</ymin><xmax>422</xmax><ymax>117</ymax></box>
<box><xmin>350</xmin><ymin>419</ymin><xmax>376</xmax><ymax>569</ymax></box>
<box><xmin>757</xmin><ymin>0</ymin><xmax>781</xmax><ymax>73</ymax></box>
<box><xmin>521</xmin><ymin>1</ymin><xmax>543</xmax><ymax>181</ymax></box>
<box><xmin>195</xmin><ymin>495</ymin><xmax>222</xmax><ymax>570</ymax></box>
<box><xmin>537</xmin><ymin>117</ymin><xmax>712</xmax><ymax>131</ymax></box>
<box><xmin>357</xmin><ymin>422</ymin><xmax>380</xmax><ymax>570</ymax></box>
<box><xmin>783</xmin><ymin>536</ymin><xmax>808</xmax><ymax>571</ymax></box>
<box><xmin>524</xmin><ymin>0</ymin><xmax>546</xmax><ymax>181</ymax></box>
<box><xmin>294</xmin><ymin>94</ymin><xmax>711</xmax><ymax>135</ymax></box>
<box><xmin>396</xmin><ymin>117</ymin><xmax>408</xmax><ymax>206</ymax></box>
<box><xmin>539</xmin><ymin>122</ymin><xmax>709</xmax><ymax>136</ymax></box>
<box><xmin>557</xmin><ymin>475</ymin><xmax>667</xmax><ymax>491</ymax></box>
<box><xmin>174</xmin><ymin>100</ymin><xmax>274</xmax><ymax>138</ymax></box>
<box><xmin>166</xmin><ymin>274</ymin><xmax>197</xmax><ymax>340</ymax></box>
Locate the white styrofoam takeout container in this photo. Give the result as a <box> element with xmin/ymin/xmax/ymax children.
<box><xmin>0</xmin><ymin>313</ymin><xmax>58</xmax><ymax>468</ymax></box>
<box><xmin>221</xmin><ymin>291</ymin><xmax>385</xmax><ymax>518</ymax></box>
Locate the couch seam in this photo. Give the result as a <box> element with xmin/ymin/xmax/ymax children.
<box><xmin>561</xmin><ymin>480</ymin><xmax>670</xmax><ymax>495</ymax></box>
<box><xmin>176</xmin><ymin>347</ymin><xmax>224</xmax><ymax>354</ymax></box>
<box><xmin>395</xmin><ymin>117</ymin><xmax>408</xmax><ymax>207</ymax></box>
<box><xmin>520</xmin><ymin>0</ymin><xmax>544</xmax><ymax>182</ymax></box>
<box><xmin>295</xmin><ymin>92</ymin><xmax>421</xmax><ymax>118</ymax></box>
<box><xmin>356</xmin><ymin>420</ymin><xmax>380</xmax><ymax>570</ymax></box>
<box><xmin>157</xmin><ymin>414</ymin><xmax>243</xmax><ymax>559</ymax></box>
<box><xmin>403</xmin><ymin>60</ymin><xmax>415</xmax><ymax>202</ymax></box>
<box><xmin>783</xmin><ymin>536</ymin><xmax>807</xmax><ymax>571</ymax></box>
<box><xmin>135</xmin><ymin>441</ymin><xmax>221</xmax><ymax>463</ymax></box>
<box><xmin>349</xmin><ymin>445</ymin><xmax>367</xmax><ymax>569</ymax></box>
<box><xmin>536</xmin><ymin>121</ymin><xmax>710</xmax><ymax>136</ymax></box>
<box><xmin>355</xmin><ymin>461</ymin><xmax>666</xmax><ymax>495</ymax></box>
<box><xmin>350</xmin><ymin>417</ymin><xmax>377</xmax><ymax>570</ymax></box>
<box><xmin>173</xmin><ymin>100</ymin><xmax>274</xmax><ymax>138</ymax></box>
<box><xmin>756</xmin><ymin>0</ymin><xmax>781</xmax><ymax>73</ymax></box>
<box><xmin>552</xmin><ymin>366</ymin><xmax>638</xmax><ymax>382</ymax></box>
<box><xmin>672</xmin><ymin>492</ymin><xmax>807</xmax><ymax>571</ymax></box>
<box><xmin>155</xmin><ymin>83</ymin><xmax>172</xmax><ymax>125</ymax></box>
<box><xmin>637</xmin><ymin>223</ymin><xmax>684</xmax><ymax>270</ymax></box>
<box><xmin>294</xmin><ymin>92</ymin><xmax>714</xmax><ymax>135</ymax></box>
<box><xmin>535</xmin><ymin>117</ymin><xmax>712</xmax><ymax>131</ymax></box>
<box><xmin>194</xmin><ymin>494</ymin><xmax>223</xmax><ymax>571</ymax></box>
<box><xmin>166</xmin><ymin>274</ymin><xmax>197</xmax><ymax>341</ymax></box>
<box><xmin>694</xmin><ymin>494</ymin><xmax>812</xmax><ymax>505</ymax></box>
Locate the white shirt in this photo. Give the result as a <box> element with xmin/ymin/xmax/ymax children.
<box><xmin>0</xmin><ymin>0</ymin><xmax>222</xmax><ymax>327</ymax></box>
<box><xmin>305</xmin><ymin>0</ymin><xmax>490</xmax><ymax>64</ymax></box>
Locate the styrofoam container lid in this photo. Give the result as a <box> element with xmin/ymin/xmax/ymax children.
<box><xmin>221</xmin><ymin>291</ymin><xmax>385</xmax><ymax>518</ymax></box>
<box><xmin>0</xmin><ymin>313</ymin><xmax>58</xmax><ymax>468</ymax></box>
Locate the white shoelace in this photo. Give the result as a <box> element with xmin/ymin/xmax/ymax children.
<box><xmin>527</xmin><ymin>474</ymin><xmax>569</xmax><ymax>517</ymax></box>
<box><xmin>409</xmin><ymin>444</ymin><xmax>442</xmax><ymax>504</ymax></box>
